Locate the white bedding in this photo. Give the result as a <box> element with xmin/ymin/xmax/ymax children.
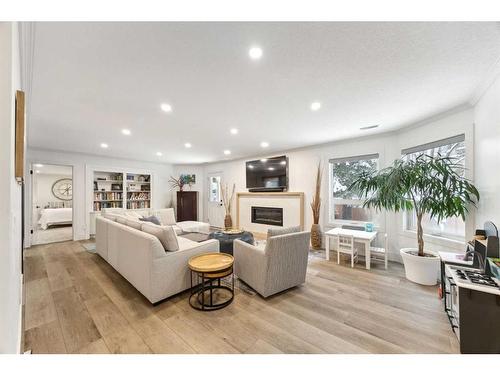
<box><xmin>38</xmin><ymin>208</ymin><xmax>72</xmax><ymax>230</ymax></box>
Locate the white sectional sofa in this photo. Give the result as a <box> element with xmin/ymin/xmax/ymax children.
<box><xmin>100</xmin><ymin>207</ymin><xmax>210</xmax><ymax>234</ymax></box>
<box><xmin>95</xmin><ymin>214</ymin><xmax>219</xmax><ymax>304</ymax></box>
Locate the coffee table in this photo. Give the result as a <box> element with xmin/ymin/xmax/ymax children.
<box><xmin>208</xmin><ymin>231</ymin><xmax>254</xmax><ymax>255</ymax></box>
<box><xmin>188</xmin><ymin>252</ymin><xmax>234</xmax><ymax>311</ymax></box>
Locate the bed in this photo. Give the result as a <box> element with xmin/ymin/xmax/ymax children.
<box><xmin>38</xmin><ymin>207</ymin><xmax>73</xmax><ymax>230</ymax></box>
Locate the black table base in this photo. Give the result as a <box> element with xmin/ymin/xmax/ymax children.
<box><xmin>189</xmin><ymin>267</ymin><xmax>234</xmax><ymax>311</ymax></box>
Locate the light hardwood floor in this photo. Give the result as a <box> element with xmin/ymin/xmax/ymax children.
<box><xmin>23</xmin><ymin>240</ymin><xmax>459</xmax><ymax>354</ymax></box>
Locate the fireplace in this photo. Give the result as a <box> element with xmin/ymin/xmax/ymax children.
<box><xmin>251</xmin><ymin>206</ymin><xmax>283</xmax><ymax>226</ymax></box>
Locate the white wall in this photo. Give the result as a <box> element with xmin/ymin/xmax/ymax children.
<box><xmin>193</xmin><ymin>106</ymin><xmax>475</xmax><ymax>261</ymax></box>
<box><xmin>34</xmin><ymin>171</ymin><xmax>72</xmax><ymax>208</ymax></box>
<box><xmin>26</xmin><ymin>148</ymin><xmax>174</xmax><ymax>242</ymax></box>
<box><xmin>0</xmin><ymin>22</ymin><xmax>23</xmax><ymax>354</ymax></box>
<box><xmin>474</xmin><ymin>74</ymin><xmax>500</xmax><ymax>229</ymax></box>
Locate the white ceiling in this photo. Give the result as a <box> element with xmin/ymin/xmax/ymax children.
<box><xmin>28</xmin><ymin>22</ymin><xmax>500</xmax><ymax>164</ymax></box>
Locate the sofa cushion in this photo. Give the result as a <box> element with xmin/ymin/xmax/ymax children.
<box><xmin>126</xmin><ymin>219</ymin><xmax>143</xmax><ymax>230</ymax></box>
<box><xmin>116</xmin><ymin>216</ymin><xmax>127</xmax><ymax>225</ymax></box>
<box><xmin>142</xmin><ymin>224</ymin><xmax>179</xmax><ymax>252</ymax></box>
<box><xmin>124</xmin><ymin>211</ymin><xmax>142</xmax><ymax>219</ymax></box>
<box><xmin>267</xmin><ymin>225</ymin><xmax>301</xmax><ymax>238</ymax></box>
<box><xmin>176</xmin><ymin>221</ymin><xmax>210</xmax><ymax>234</ymax></box>
<box><xmin>102</xmin><ymin>213</ymin><xmax>117</xmax><ymax>221</ymax></box>
<box><xmin>139</xmin><ymin>215</ymin><xmax>161</xmax><ymax>226</ymax></box>
<box><xmin>153</xmin><ymin>208</ymin><xmax>177</xmax><ymax>226</ymax></box>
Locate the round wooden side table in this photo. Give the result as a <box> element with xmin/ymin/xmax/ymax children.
<box><xmin>188</xmin><ymin>252</ymin><xmax>234</xmax><ymax>311</ymax></box>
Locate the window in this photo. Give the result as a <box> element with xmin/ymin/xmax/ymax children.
<box><xmin>402</xmin><ymin>134</ymin><xmax>466</xmax><ymax>241</ymax></box>
<box><xmin>208</xmin><ymin>176</ymin><xmax>221</xmax><ymax>203</ymax></box>
<box><xmin>329</xmin><ymin>154</ymin><xmax>379</xmax><ymax>224</ymax></box>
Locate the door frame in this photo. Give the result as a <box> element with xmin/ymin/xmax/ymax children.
<box><xmin>27</xmin><ymin>162</ymin><xmax>74</xmax><ymax>247</ymax></box>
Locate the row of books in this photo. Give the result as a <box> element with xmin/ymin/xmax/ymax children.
<box><xmin>127</xmin><ymin>201</ymin><xmax>150</xmax><ymax>210</ymax></box>
<box><xmin>94</xmin><ymin>192</ymin><xmax>123</xmax><ymax>201</ymax></box>
<box><xmin>127</xmin><ymin>192</ymin><xmax>150</xmax><ymax>200</ymax></box>
<box><xmin>93</xmin><ymin>201</ymin><xmax>123</xmax><ymax>211</ymax></box>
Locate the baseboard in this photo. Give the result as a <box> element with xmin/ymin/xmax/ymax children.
<box><xmin>18</xmin><ymin>273</ymin><xmax>24</xmax><ymax>354</ymax></box>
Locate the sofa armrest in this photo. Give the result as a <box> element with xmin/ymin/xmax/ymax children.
<box><xmin>233</xmin><ymin>239</ymin><xmax>267</xmax><ymax>292</ymax></box>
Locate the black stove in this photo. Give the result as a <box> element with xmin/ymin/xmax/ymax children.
<box><xmin>455</xmin><ymin>269</ymin><xmax>500</xmax><ymax>288</ymax></box>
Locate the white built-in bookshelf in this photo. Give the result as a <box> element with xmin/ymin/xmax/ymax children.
<box><xmin>93</xmin><ymin>171</ymin><xmax>151</xmax><ymax>212</ymax></box>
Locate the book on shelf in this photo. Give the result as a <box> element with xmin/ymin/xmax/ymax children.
<box><xmin>127</xmin><ymin>200</ymin><xmax>151</xmax><ymax>210</ymax></box>
<box><xmin>94</xmin><ymin>191</ymin><xmax>123</xmax><ymax>201</ymax></box>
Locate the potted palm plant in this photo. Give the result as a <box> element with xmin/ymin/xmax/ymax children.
<box><xmin>349</xmin><ymin>154</ymin><xmax>479</xmax><ymax>285</ymax></box>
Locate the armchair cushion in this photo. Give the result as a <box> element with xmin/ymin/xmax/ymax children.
<box><xmin>267</xmin><ymin>225</ymin><xmax>301</xmax><ymax>238</ymax></box>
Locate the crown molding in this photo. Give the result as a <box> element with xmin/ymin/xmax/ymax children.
<box><xmin>469</xmin><ymin>53</ymin><xmax>500</xmax><ymax>106</ymax></box>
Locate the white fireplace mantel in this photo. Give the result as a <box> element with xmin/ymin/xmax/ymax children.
<box><xmin>236</xmin><ymin>192</ymin><xmax>304</xmax><ymax>237</ymax></box>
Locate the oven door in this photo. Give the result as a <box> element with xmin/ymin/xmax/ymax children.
<box><xmin>449</xmin><ymin>280</ymin><xmax>460</xmax><ymax>339</ymax></box>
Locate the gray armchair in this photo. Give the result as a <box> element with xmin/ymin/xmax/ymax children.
<box><xmin>234</xmin><ymin>230</ymin><xmax>311</xmax><ymax>298</ymax></box>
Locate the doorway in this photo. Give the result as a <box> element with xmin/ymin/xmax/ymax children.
<box><xmin>207</xmin><ymin>172</ymin><xmax>225</xmax><ymax>228</ymax></box>
<box><xmin>31</xmin><ymin>163</ymin><xmax>73</xmax><ymax>245</ymax></box>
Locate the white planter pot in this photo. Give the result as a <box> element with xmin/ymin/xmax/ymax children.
<box><xmin>400</xmin><ymin>248</ymin><xmax>440</xmax><ymax>285</ymax></box>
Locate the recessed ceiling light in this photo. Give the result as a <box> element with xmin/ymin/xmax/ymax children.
<box><xmin>121</xmin><ymin>129</ymin><xmax>131</xmax><ymax>135</ymax></box>
<box><xmin>34</xmin><ymin>163</ymin><xmax>43</xmax><ymax>168</ymax></box>
<box><xmin>360</xmin><ymin>124</ymin><xmax>380</xmax><ymax>130</ymax></box>
<box><xmin>36</xmin><ymin>170</ymin><xmax>41</xmax><ymax>174</ymax></box>
<box><xmin>230</xmin><ymin>128</ymin><xmax>239</xmax><ymax>135</ymax></box>
<box><xmin>268</xmin><ymin>167</ymin><xmax>275</xmax><ymax>171</ymax></box>
<box><xmin>100</xmin><ymin>143</ymin><xmax>109</xmax><ymax>149</ymax></box>
<box><xmin>156</xmin><ymin>152</ymin><xmax>163</xmax><ymax>156</ymax></box>
<box><xmin>310</xmin><ymin>102</ymin><xmax>321</xmax><ymax>111</ymax></box>
<box><xmin>248</xmin><ymin>46</ymin><xmax>263</xmax><ymax>60</ymax></box>
<box><xmin>224</xmin><ymin>150</ymin><xmax>231</xmax><ymax>155</ymax></box>
<box><xmin>260</xmin><ymin>142</ymin><xmax>269</xmax><ymax>148</ymax></box>
<box><xmin>248</xmin><ymin>164</ymin><xmax>254</xmax><ymax>169</ymax></box>
<box><xmin>161</xmin><ymin>103</ymin><xmax>172</xmax><ymax>113</ymax></box>
<box><xmin>260</xmin><ymin>159</ymin><xmax>267</xmax><ymax>162</ymax></box>
<box><xmin>184</xmin><ymin>143</ymin><xmax>192</xmax><ymax>148</ymax></box>
<box><xmin>280</xmin><ymin>160</ymin><xmax>286</xmax><ymax>165</ymax></box>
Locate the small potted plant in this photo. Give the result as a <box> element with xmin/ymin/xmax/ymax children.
<box><xmin>349</xmin><ymin>154</ymin><xmax>479</xmax><ymax>285</ymax></box>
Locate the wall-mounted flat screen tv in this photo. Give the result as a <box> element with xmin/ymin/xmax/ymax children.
<box><xmin>246</xmin><ymin>155</ymin><xmax>288</xmax><ymax>191</ymax></box>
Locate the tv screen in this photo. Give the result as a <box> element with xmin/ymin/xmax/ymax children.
<box><xmin>246</xmin><ymin>155</ymin><xmax>288</xmax><ymax>190</ymax></box>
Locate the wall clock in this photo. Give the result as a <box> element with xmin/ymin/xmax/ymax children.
<box><xmin>52</xmin><ymin>178</ymin><xmax>73</xmax><ymax>201</ymax></box>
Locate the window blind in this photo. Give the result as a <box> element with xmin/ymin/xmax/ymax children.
<box><xmin>329</xmin><ymin>153</ymin><xmax>379</xmax><ymax>164</ymax></box>
<box><xmin>401</xmin><ymin>134</ymin><xmax>465</xmax><ymax>155</ymax></box>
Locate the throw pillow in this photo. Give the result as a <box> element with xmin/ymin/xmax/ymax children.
<box><xmin>267</xmin><ymin>225</ymin><xmax>301</xmax><ymax>238</ymax></box>
<box><xmin>139</xmin><ymin>215</ymin><xmax>161</xmax><ymax>226</ymax></box>
<box><xmin>153</xmin><ymin>208</ymin><xmax>177</xmax><ymax>226</ymax></box>
<box><xmin>126</xmin><ymin>219</ymin><xmax>143</xmax><ymax>230</ymax></box>
<box><xmin>142</xmin><ymin>224</ymin><xmax>179</xmax><ymax>251</ymax></box>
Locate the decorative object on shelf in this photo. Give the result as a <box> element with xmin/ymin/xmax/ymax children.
<box><xmin>310</xmin><ymin>162</ymin><xmax>323</xmax><ymax>250</ymax></box>
<box><xmin>93</xmin><ymin>181</ymin><xmax>98</xmax><ymax>191</ymax></box>
<box><xmin>111</xmin><ymin>183</ymin><xmax>121</xmax><ymax>191</ymax></box>
<box><xmin>180</xmin><ymin>174</ymin><xmax>196</xmax><ymax>189</ymax></box>
<box><xmin>138</xmin><ymin>175</ymin><xmax>145</xmax><ymax>182</ymax></box>
<box><xmin>365</xmin><ymin>222</ymin><xmax>374</xmax><ymax>232</ymax></box>
<box><xmin>349</xmin><ymin>154</ymin><xmax>479</xmax><ymax>285</ymax></box>
<box><xmin>52</xmin><ymin>178</ymin><xmax>73</xmax><ymax>201</ymax></box>
<box><xmin>127</xmin><ymin>174</ymin><xmax>135</xmax><ymax>181</ymax></box>
<box><xmin>221</xmin><ymin>182</ymin><xmax>236</xmax><ymax>229</ymax></box>
<box><xmin>169</xmin><ymin>175</ymin><xmax>185</xmax><ymax>191</ymax></box>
